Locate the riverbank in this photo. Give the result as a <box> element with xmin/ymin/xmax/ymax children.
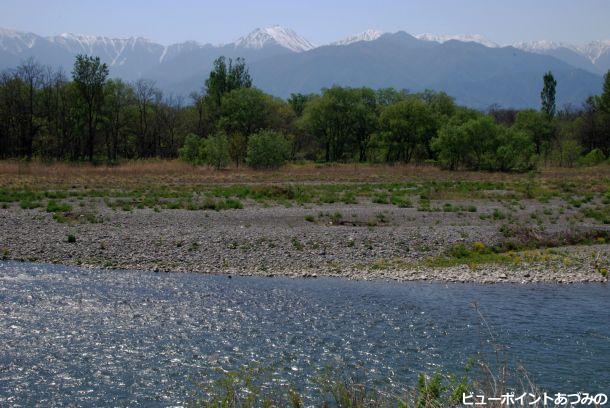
<box><xmin>1</xmin><ymin>198</ymin><xmax>608</xmax><ymax>283</ymax></box>
<box><xmin>1</xmin><ymin>161</ymin><xmax>609</xmax><ymax>283</ymax></box>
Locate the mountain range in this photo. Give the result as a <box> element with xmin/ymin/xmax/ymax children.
<box><xmin>0</xmin><ymin>26</ymin><xmax>607</xmax><ymax>109</ymax></box>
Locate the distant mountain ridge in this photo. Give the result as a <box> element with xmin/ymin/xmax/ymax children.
<box><xmin>0</xmin><ymin>26</ymin><xmax>605</xmax><ymax>109</ymax></box>
<box><xmin>513</xmin><ymin>40</ymin><xmax>610</xmax><ymax>74</ymax></box>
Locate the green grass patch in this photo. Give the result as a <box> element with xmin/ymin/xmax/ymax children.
<box><xmin>20</xmin><ymin>199</ymin><xmax>41</xmax><ymax>209</ymax></box>
<box><xmin>46</xmin><ymin>200</ymin><xmax>72</xmax><ymax>213</ymax></box>
<box><xmin>582</xmin><ymin>207</ymin><xmax>610</xmax><ymax>224</ymax></box>
<box><xmin>425</xmin><ymin>242</ymin><xmax>516</xmax><ymax>268</ymax></box>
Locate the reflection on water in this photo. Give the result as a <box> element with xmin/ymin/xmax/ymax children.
<box><xmin>0</xmin><ymin>261</ymin><xmax>609</xmax><ymax>406</ymax></box>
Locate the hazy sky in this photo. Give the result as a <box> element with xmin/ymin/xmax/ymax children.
<box><xmin>2</xmin><ymin>0</ymin><xmax>609</xmax><ymax>46</ymax></box>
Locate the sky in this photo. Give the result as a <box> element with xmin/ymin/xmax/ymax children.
<box><xmin>1</xmin><ymin>0</ymin><xmax>609</xmax><ymax>46</ymax></box>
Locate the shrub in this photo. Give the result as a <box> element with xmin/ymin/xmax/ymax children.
<box><xmin>246</xmin><ymin>130</ymin><xmax>291</xmax><ymax>169</ymax></box>
<box><xmin>493</xmin><ymin>127</ymin><xmax>536</xmax><ymax>172</ymax></box>
<box><xmin>179</xmin><ymin>133</ymin><xmax>202</xmax><ymax>164</ymax></box>
<box><xmin>67</xmin><ymin>234</ymin><xmax>76</xmax><ymax>243</ymax></box>
<box><xmin>578</xmin><ymin>148</ymin><xmax>606</xmax><ymax>167</ymax></box>
<box><xmin>201</xmin><ymin>132</ymin><xmax>230</xmax><ymax>169</ymax></box>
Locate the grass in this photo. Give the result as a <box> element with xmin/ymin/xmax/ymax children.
<box><xmin>330</xmin><ymin>211</ymin><xmax>343</xmax><ymax>224</ymax></box>
<box><xmin>425</xmin><ymin>228</ymin><xmax>610</xmax><ymax>269</ymax></box>
<box><xmin>582</xmin><ymin>207</ymin><xmax>610</xmax><ymax>224</ymax></box>
<box><xmin>291</xmin><ymin>237</ymin><xmax>304</xmax><ymax>251</ymax></box>
<box><xmin>189</xmin><ymin>366</ymin><xmax>470</xmax><ymax>408</ymax></box>
<box><xmin>46</xmin><ymin>200</ymin><xmax>72</xmax><ymax>213</ymax></box>
<box><xmin>1</xmin><ymin>161</ymin><xmax>608</xmax><ymax>199</ymax></box>
<box><xmin>0</xmin><ymin>162</ymin><xmax>608</xmax><ymax>233</ymax></box>
<box><xmin>363</xmin><ymin>227</ymin><xmax>609</xmax><ymax>272</ymax></box>
<box><xmin>425</xmin><ymin>243</ymin><xmax>516</xmax><ymax>268</ymax></box>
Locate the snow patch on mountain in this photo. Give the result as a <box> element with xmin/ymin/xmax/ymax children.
<box><xmin>513</xmin><ymin>40</ymin><xmax>574</xmax><ymax>52</ymax></box>
<box><xmin>0</xmin><ymin>28</ymin><xmax>39</xmax><ymax>52</ymax></box>
<box><xmin>514</xmin><ymin>40</ymin><xmax>610</xmax><ymax>64</ymax></box>
<box><xmin>416</xmin><ymin>33</ymin><xmax>499</xmax><ymax>48</ymax></box>
<box><xmin>234</xmin><ymin>26</ymin><xmax>314</xmax><ymax>52</ymax></box>
<box><xmin>331</xmin><ymin>29</ymin><xmax>384</xmax><ymax>46</ymax></box>
<box><xmin>578</xmin><ymin>40</ymin><xmax>610</xmax><ymax>63</ymax></box>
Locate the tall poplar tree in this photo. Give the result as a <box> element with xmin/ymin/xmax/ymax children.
<box><xmin>541</xmin><ymin>71</ymin><xmax>557</xmax><ymax>119</ymax></box>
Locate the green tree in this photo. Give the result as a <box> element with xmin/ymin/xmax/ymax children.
<box><xmin>353</xmin><ymin>87</ymin><xmax>378</xmax><ymax>162</ymax></box>
<box><xmin>228</xmin><ymin>133</ymin><xmax>248</xmax><ymax>167</ymax></box>
<box><xmin>218</xmin><ymin>88</ymin><xmax>273</xmax><ymax>136</ymax></box>
<box><xmin>102</xmin><ymin>79</ymin><xmax>132</xmax><ymax>161</ymax></box>
<box><xmin>72</xmin><ymin>54</ymin><xmax>109</xmax><ymax>161</ymax></box>
<box><xmin>418</xmin><ymin>90</ymin><xmax>456</xmax><ymax>117</ymax></box>
<box><xmin>494</xmin><ymin>127</ymin><xmax>535</xmax><ymax>171</ymax></box>
<box><xmin>379</xmin><ymin>98</ymin><xmax>437</xmax><ymax>163</ymax></box>
<box><xmin>541</xmin><ymin>71</ymin><xmax>557</xmax><ymax>119</ymax></box>
<box><xmin>514</xmin><ymin>109</ymin><xmax>554</xmax><ymax>155</ymax></box>
<box><xmin>601</xmin><ymin>70</ymin><xmax>610</xmax><ymax>114</ymax></box>
<box><xmin>246</xmin><ymin>130</ymin><xmax>291</xmax><ymax>169</ymax></box>
<box><xmin>431</xmin><ymin>121</ymin><xmax>469</xmax><ymax>170</ymax></box>
<box><xmin>205</xmin><ymin>57</ymin><xmax>252</xmax><ymax>108</ymax></box>
<box><xmin>216</xmin><ymin>88</ymin><xmax>294</xmax><ymax>165</ymax></box>
<box><xmin>300</xmin><ymin>87</ymin><xmax>377</xmax><ymax>162</ymax></box>
<box><xmin>288</xmin><ymin>93</ymin><xmax>314</xmax><ymax>117</ymax></box>
<box><xmin>433</xmin><ymin>115</ymin><xmax>534</xmax><ymax>171</ymax></box>
<box><xmin>375</xmin><ymin>88</ymin><xmax>409</xmax><ymax>106</ymax></box>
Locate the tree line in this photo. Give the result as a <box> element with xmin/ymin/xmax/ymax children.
<box><xmin>0</xmin><ymin>54</ymin><xmax>609</xmax><ymax>170</ymax></box>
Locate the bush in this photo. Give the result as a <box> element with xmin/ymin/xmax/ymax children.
<box><xmin>246</xmin><ymin>130</ymin><xmax>291</xmax><ymax>169</ymax></box>
<box><xmin>179</xmin><ymin>133</ymin><xmax>230</xmax><ymax>169</ymax></box>
<box><xmin>492</xmin><ymin>127</ymin><xmax>536</xmax><ymax>172</ymax></box>
<box><xmin>201</xmin><ymin>132</ymin><xmax>230</xmax><ymax>169</ymax></box>
<box><xmin>578</xmin><ymin>148</ymin><xmax>606</xmax><ymax>167</ymax></box>
<box><xmin>178</xmin><ymin>133</ymin><xmax>202</xmax><ymax>164</ymax></box>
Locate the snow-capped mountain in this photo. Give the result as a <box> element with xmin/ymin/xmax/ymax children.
<box><xmin>233</xmin><ymin>26</ymin><xmax>314</xmax><ymax>52</ymax></box>
<box><xmin>416</xmin><ymin>33</ymin><xmax>499</xmax><ymax>48</ymax></box>
<box><xmin>331</xmin><ymin>29</ymin><xmax>384</xmax><ymax>46</ymax></box>
<box><xmin>514</xmin><ymin>40</ymin><xmax>573</xmax><ymax>53</ymax></box>
<box><xmin>0</xmin><ymin>26</ymin><xmax>605</xmax><ymax>109</ymax></box>
<box><xmin>158</xmin><ymin>41</ymin><xmax>206</xmax><ymax>63</ymax></box>
<box><xmin>576</xmin><ymin>40</ymin><xmax>610</xmax><ymax>64</ymax></box>
<box><xmin>514</xmin><ymin>40</ymin><xmax>610</xmax><ymax>74</ymax></box>
<box><xmin>0</xmin><ymin>27</ymin><xmax>40</xmax><ymax>53</ymax></box>
<box><xmin>515</xmin><ymin>40</ymin><xmax>610</xmax><ymax>63</ymax></box>
<box><xmin>48</xmin><ymin>33</ymin><xmax>164</xmax><ymax>66</ymax></box>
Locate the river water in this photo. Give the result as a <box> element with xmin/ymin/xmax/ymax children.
<box><xmin>1</xmin><ymin>261</ymin><xmax>609</xmax><ymax>406</ymax></box>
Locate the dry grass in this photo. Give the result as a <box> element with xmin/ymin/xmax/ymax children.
<box><xmin>1</xmin><ymin>159</ymin><xmax>609</xmax><ymax>189</ymax></box>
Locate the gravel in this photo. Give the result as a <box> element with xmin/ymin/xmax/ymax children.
<box><xmin>1</xmin><ymin>200</ymin><xmax>608</xmax><ymax>284</ymax></box>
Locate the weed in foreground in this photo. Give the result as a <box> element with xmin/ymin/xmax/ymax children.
<box><xmin>187</xmin><ymin>305</ymin><xmax>570</xmax><ymax>407</ymax></box>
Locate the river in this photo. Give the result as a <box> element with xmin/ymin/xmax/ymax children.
<box><xmin>1</xmin><ymin>261</ymin><xmax>608</xmax><ymax>406</ymax></box>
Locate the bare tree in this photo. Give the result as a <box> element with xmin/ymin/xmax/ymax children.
<box><xmin>134</xmin><ymin>78</ymin><xmax>157</xmax><ymax>157</ymax></box>
<box><xmin>16</xmin><ymin>58</ymin><xmax>44</xmax><ymax>158</ymax></box>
